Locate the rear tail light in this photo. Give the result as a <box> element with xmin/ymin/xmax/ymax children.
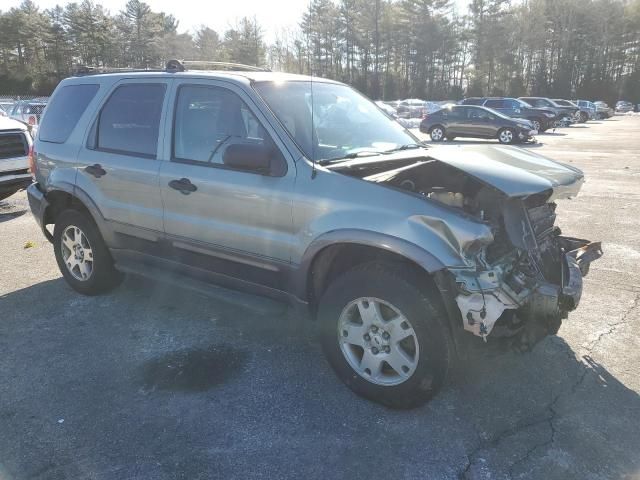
<box><xmin>28</xmin><ymin>115</ymin><xmax>36</xmax><ymax>126</ymax></box>
<box><xmin>28</xmin><ymin>145</ymin><xmax>37</xmax><ymax>179</ymax></box>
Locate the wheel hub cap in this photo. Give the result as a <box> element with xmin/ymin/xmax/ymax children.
<box><xmin>338</xmin><ymin>297</ymin><xmax>419</xmax><ymax>386</ymax></box>
<box><xmin>61</xmin><ymin>225</ymin><xmax>94</xmax><ymax>281</ymax></box>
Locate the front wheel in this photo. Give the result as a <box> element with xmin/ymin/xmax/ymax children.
<box><xmin>528</xmin><ymin>118</ymin><xmax>542</xmax><ymax>132</ymax></box>
<box><xmin>318</xmin><ymin>262</ymin><xmax>452</xmax><ymax>409</ymax></box>
<box><xmin>430</xmin><ymin>125</ymin><xmax>445</xmax><ymax>142</ymax></box>
<box><xmin>498</xmin><ymin>128</ymin><xmax>515</xmax><ymax>144</ymax></box>
<box><xmin>53</xmin><ymin>209</ymin><xmax>123</xmax><ymax>295</ymax></box>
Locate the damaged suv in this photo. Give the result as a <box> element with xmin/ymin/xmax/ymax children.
<box><xmin>27</xmin><ymin>62</ymin><xmax>602</xmax><ymax>408</ymax></box>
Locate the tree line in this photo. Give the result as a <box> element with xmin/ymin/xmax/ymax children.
<box><xmin>1</xmin><ymin>0</ymin><xmax>639</xmax><ymax>105</ymax></box>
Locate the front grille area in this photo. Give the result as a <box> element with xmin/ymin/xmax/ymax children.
<box><xmin>527</xmin><ymin>203</ymin><xmax>562</xmax><ymax>283</ymax></box>
<box><xmin>0</xmin><ymin>132</ymin><xmax>28</xmax><ymax>160</ymax></box>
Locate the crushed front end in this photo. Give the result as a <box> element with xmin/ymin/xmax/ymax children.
<box><xmin>452</xmin><ymin>198</ymin><xmax>602</xmax><ymax>351</ymax></box>
<box><xmin>330</xmin><ymin>144</ymin><xmax>603</xmax><ymax>351</ymax></box>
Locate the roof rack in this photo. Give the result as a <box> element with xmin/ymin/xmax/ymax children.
<box><xmin>73</xmin><ymin>65</ymin><xmax>165</xmax><ymax>76</ymax></box>
<box><xmin>72</xmin><ymin>59</ymin><xmax>270</xmax><ymax>77</ymax></box>
<box><xmin>166</xmin><ymin>59</ymin><xmax>271</xmax><ymax>73</ymax></box>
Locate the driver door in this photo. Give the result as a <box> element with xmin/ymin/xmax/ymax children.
<box><xmin>158</xmin><ymin>80</ymin><xmax>297</xmax><ymax>283</ymax></box>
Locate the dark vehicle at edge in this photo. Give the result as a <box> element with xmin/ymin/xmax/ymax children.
<box><xmin>519</xmin><ymin>97</ymin><xmax>578</xmax><ymax>125</ymax></box>
<box><xmin>420</xmin><ymin>104</ymin><xmax>536</xmax><ymax>144</ymax></box>
<box><xmin>461</xmin><ymin>97</ymin><xmax>556</xmax><ymax>132</ymax></box>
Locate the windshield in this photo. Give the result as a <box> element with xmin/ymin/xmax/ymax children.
<box><xmin>254</xmin><ymin>81</ymin><xmax>419</xmax><ymax>162</ymax></box>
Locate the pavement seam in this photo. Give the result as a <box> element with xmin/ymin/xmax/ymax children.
<box><xmin>459</xmin><ymin>292</ymin><xmax>640</xmax><ymax>479</ymax></box>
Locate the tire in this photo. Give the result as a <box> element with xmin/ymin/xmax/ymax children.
<box><xmin>430</xmin><ymin>125</ymin><xmax>445</xmax><ymax>142</ymax></box>
<box><xmin>579</xmin><ymin>111</ymin><xmax>588</xmax><ymax>123</ymax></box>
<box><xmin>318</xmin><ymin>262</ymin><xmax>452</xmax><ymax>409</ymax></box>
<box><xmin>528</xmin><ymin>118</ymin><xmax>542</xmax><ymax>132</ymax></box>
<box><xmin>498</xmin><ymin>128</ymin><xmax>515</xmax><ymax>144</ymax></box>
<box><xmin>53</xmin><ymin>209</ymin><xmax>123</xmax><ymax>295</ymax></box>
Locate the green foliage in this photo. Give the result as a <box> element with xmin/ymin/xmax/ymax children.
<box><xmin>0</xmin><ymin>0</ymin><xmax>639</xmax><ymax>103</ymax></box>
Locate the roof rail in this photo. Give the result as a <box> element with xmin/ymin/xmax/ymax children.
<box><xmin>166</xmin><ymin>59</ymin><xmax>271</xmax><ymax>72</ymax></box>
<box><xmin>73</xmin><ymin>65</ymin><xmax>165</xmax><ymax>76</ymax></box>
<box><xmin>71</xmin><ymin>60</ymin><xmax>271</xmax><ymax>77</ymax></box>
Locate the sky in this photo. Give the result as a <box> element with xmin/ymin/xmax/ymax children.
<box><xmin>4</xmin><ymin>0</ymin><xmax>471</xmax><ymax>41</ymax></box>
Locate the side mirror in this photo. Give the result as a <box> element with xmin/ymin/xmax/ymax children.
<box><xmin>515</xmin><ymin>109</ymin><xmax>521</xmax><ymax>113</ymax></box>
<box><xmin>223</xmin><ymin>143</ymin><xmax>273</xmax><ymax>175</ymax></box>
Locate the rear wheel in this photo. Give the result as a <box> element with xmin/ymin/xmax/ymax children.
<box><xmin>430</xmin><ymin>125</ymin><xmax>445</xmax><ymax>142</ymax></box>
<box><xmin>498</xmin><ymin>128</ymin><xmax>515</xmax><ymax>144</ymax></box>
<box><xmin>53</xmin><ymin>209</ymin><xmax>123</xmax><ymax>295</ymax></box>
<box><xmin>318</xmin><ymin>262</ymin><xmax>452</xmax><ymax>409</ymax></box>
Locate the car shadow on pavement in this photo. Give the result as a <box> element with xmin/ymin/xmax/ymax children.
<box><xmin>0</xmin><ymin>278</ymin><xmax>639</xmax><ymax>480</ymax></box>
<box><xmin>0</xmin><ymin>209</ymin><xmax>26</xmax><ymax>223</ymax></box>
<box><xmin>540</xmin><ymin>131</ymin><xmax>568</xmax><ymax>136</ymax></box>
<box><xmin>432</xmin><ymin>140</ymin><xmax>544</xmax><ymax>148</ymax></box>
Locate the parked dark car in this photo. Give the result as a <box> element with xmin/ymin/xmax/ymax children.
<box><xmin>420</xmin><ymin>105</ymin><xmax>536</xmax><ymax>144</ymax></box>
<box><xmin>519</xmin><ymin>97</ymin><xmax>578</xmax><ymax>126</ymax></box>
<box><xmin>461</xmin><ymin>97</ymin><xmax>556</xmax><ymax>132</ymax></box>
<box><xmin>552</xmin><ymin>99</ymin><xmax>585</xmax><ymax>122</ymax></box>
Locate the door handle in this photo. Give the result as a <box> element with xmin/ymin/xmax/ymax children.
<box><xmin>169</xmin><ymin>178</ymin><xmax>197</xmax><ymax>194</ymax></box>
<box><xmin>85</xmin><ymin>164</ymin><xmax>106</xmax><ymax>178</ymax></box>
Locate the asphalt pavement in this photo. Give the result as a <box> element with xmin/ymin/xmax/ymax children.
<box><xmin>1</xmin><ymin>116</ymin><xmax>639</xmax><ymax>479</ymax></box>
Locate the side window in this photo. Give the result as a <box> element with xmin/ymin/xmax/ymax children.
<box><xmin>468</xmin><ymin>108</ymin><xmax>492</xmax><ymax>120</ymax></box>
<box><xmin>484</xmin><ymin>99</ymin><xmax>504</xmax><ymax>109</ymax></box>
<box><xmin>173</xmin><ymin>85</ymin><xmax>284</xmax><ymax>172</ymax></box>
<box><xmin>506</xmin><ymin>100</ymin><xmax>520</xmax><ymax>109</ymax></box>
<box><xmin>96</xmin><ymin>83</ymin><xmax>165</xmax><ymax>158</ymax></box>
<box><xmin>39</xmin><ymin>84</ymin><xmax>99</xmax><ymax>143</ymax></box>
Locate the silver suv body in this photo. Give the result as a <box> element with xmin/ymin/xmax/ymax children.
<box><xmin>27</xmin><ymin>63</ymin><xmax>602</xmax><ymax>408</ymax></box>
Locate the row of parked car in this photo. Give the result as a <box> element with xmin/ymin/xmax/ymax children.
<box><xmin>376</xmin><ymin>96</ymin><xmax>624</xmax><ymax>144</ymax></box>
<box><xmin>0</xmin><ymin>97</ymin><xmax>49</xmax><ymax>129</ymax></box>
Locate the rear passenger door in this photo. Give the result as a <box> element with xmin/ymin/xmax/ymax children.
<box><xmin>158</xmin><ymin>80</ymin><xmax>296</xmax><ymax>286</ymax></box>
<box><xmin>76</xmin><ymin>79</ymin><xmax>170</xmax><ymax>242</ymax></box>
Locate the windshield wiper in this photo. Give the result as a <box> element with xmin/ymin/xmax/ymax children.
<box><xmin>318</xmin><ymin>151</ymin><xmax>383</xmax><ymax>165</ymax></box>
<box><xmin>384</xmin><ymin>143</ymin><xmax>424</xmax><ymax>153</ymax></box>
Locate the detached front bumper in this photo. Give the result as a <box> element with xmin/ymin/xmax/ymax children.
<box><xmin>559</xmin><ymin>238</ymin><xmax>603</xmax><ymax>309</ymax></box>
<box><xmin>454</xmin><ymin>236</ymin><xmax>602</xmax><ymax>348</ymax></box>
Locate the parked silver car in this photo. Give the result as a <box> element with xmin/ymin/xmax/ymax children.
<box><xmin>9</xmin><ymin>98</ymin><xmax>48</xmax><ymax>128</ymax></box>
<box><xmin>27</xmin><ymin>61</ymin><xmax>602</xmax><ymax>408</ymax></box>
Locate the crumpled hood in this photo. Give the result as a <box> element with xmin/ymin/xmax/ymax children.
<box><xmin>427</xmin><ymin>144</ymin><xmax>584</xmax><ymax>199</ymax></box>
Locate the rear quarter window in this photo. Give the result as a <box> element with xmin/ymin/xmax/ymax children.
<box><xmin>39</xmin><ymin>84</ymin><xmax>99</xmax><ymax>143</ymax></box>
<box><xmin>95</xmin><ymin>83</ymin><xmax>165</xmax><ymax>158</ymax></box>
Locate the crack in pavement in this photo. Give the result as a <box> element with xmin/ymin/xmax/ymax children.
<box><xmin>458</xmin><ymin>292</ymin><xmax>640</xmax><ymax>479</ymax></box>
<box><xmin>583</xmin><ymin>292</ymin><xmax>640</xmax><ymax>353</ymax></box>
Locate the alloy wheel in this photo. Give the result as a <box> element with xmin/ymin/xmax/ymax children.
<box><xmin>499</xmin><ymin>129</ymin><xmax>513</xmax><ymax>143</ymax></box>
<box><xmin>337</xmin><ymin>297</ymin><xmax>419</xmax><ymax>386</ymax></box>
<box><xmin>61</xmin><ymin>225</ymin><xmax>94</xmax><ymax>281</ymax></box>
<box><xmin>431</xmin><ymin>127</ymin><xmax>443</xmax><ymax>141</ymax></box>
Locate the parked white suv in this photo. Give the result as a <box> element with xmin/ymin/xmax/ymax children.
<box><xmin>0</xmin><ymin>116</ymin><xmax>32</xmax><ymax>201</ymax></box>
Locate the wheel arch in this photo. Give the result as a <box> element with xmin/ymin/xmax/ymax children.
<box><xmin>300</xmin><ymin>233</ymin><xmax>465</xmax><ymax>358</ymax></box>
<box><xmin>43</xmin><ymin>185</ymin><xmax>109</xmax><ymax>243</ymax></box>
<box><xmin>297</xmin><ymin>230</ymin><xmax>446</xmax><ymax>307</ymax></box>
